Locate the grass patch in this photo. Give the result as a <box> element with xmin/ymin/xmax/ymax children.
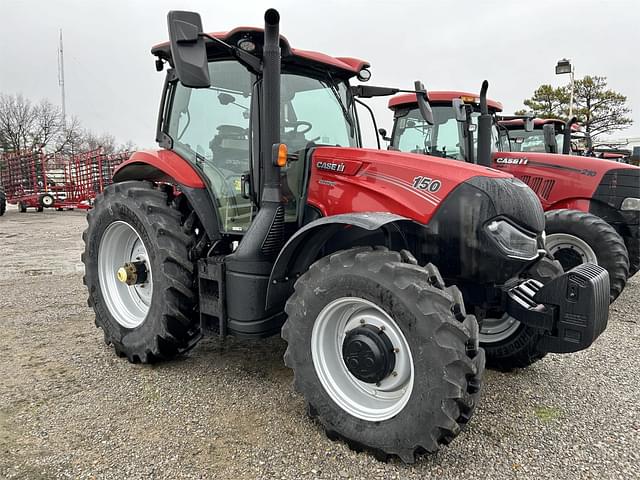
<box><xmin>534</xmin><ymin>405</ymin><xmax>562</xmax><ymax>422</ymax></box>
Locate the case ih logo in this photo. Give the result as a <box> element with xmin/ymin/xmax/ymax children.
<box><xmin>316</xmin><ymin>161</ymin><xmax>346</xmax><ymax>173</ymax></box>
<box><xmin>495</xmin><ymin>157</ymin><xmax>529</xmax><ymax>165</ymax></box>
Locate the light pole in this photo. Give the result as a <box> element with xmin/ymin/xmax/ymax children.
<box><xmin>555</xmin><ymin>58</ymin><xmax>574</xmax><ymax>118</ymax></box>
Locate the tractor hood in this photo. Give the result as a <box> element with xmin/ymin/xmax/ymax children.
<box><xmin>490</xmin><ymin>151</ymin><xmax>640</xmax><ymax>208</ymax></box>
<box><xmin>306</xmin><ymin>146</ymin><xmax>544</xmax><ymax>232</ymax></box>
<box><xmin>305</xmin><ymin>146</ymin><xmax>546</xmax><ymax>283</ymax></box>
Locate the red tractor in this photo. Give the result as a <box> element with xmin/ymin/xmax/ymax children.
<box><xmin>82</xmin><ymin>10</ymin><xmax>609</xmax><ymax>462</ymax></box>
<box><xmin>387</xmin><ymin>84</ymin><xmax>639</xmax><ymax>305</ymax></box>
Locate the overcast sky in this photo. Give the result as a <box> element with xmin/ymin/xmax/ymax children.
<box><xmin>1</xmin><ymin>0</ymin><xmax>638</xmax><ymax>149</ymax></box>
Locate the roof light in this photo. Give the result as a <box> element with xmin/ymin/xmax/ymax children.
<box><xmin>460</xmin><ymin>95</ymin><xmax>480</xmax><ymax>104</ymax></box>
<box><xmin>357</xmin><ymin>68</ymin><xmax>371</xmax><ymax>82</ymax></box>
<box><xmin>238</xmin><ymin>39</ymin><xmax>256</xmax><ymax>52</ymax></box>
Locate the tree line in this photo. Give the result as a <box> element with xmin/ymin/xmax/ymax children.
<box><xmin>0</xmin><ymin>93</ymin><xmax>134</xmax><ymax>156</ymax></box>
<box><xmin>515</xmin><ymin>75</ymin><xmax>633</xmax><ymax>143</ymax></box>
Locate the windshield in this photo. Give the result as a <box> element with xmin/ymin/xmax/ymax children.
<box><xmin>392</xmin><ymin>106</ymin><xmax>501</xmax><ymax>160</ymax></box>
<box><xmin>506</xmin><ymin>129</ymin><xmax>565</xmax><ymax>153</ymax></box>
<box><xmin>165</xmin><ymin>60</ymin><xmax>357</xmax><ymax>234</ymax></box>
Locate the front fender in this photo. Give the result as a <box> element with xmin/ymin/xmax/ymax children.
<box><xmin>547</xmin><ymin>197</ymin><xmax>591</xmax><ymax>212</ymax></box>
<box><xmin>265</xmin><ymin>212</ymin><xmax>411</xmax><ymax>310</ymax></box>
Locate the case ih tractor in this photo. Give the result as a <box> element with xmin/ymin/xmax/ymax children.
<box><xmin>388</xmin><ymin>85</ymin><xmax>639</xmax><ymax>304</ymax></box>
<box><xmin>82</xmin><ymin>10</ymin><xmax>610</xmax><ymax>462</ymax></box>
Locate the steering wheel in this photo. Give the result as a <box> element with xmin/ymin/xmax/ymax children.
<box><xmin>283</xmin><ymin>121</ymin><xmax>312</xmax><ymax>134</ymax></box>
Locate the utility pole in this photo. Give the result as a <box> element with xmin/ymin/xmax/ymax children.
<box><xmin>57</xmin><ymin>29</ymin><xmax>66</xmax><ymax>124</ymax></box>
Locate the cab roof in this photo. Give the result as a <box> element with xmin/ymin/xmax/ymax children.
<box><xmin>499</xmin><ymin>118</ymin><xmax>581</xmax><ymax>131</ymax></box>
<box><xmin>388</xmin><ymin>91</ymin><xmax>503</xmax><ymax>111</ymax></box>
<box><xmin>152</xmin><ymin>27</ymin><xmax>369</xmax><ymax>78</ymax></box>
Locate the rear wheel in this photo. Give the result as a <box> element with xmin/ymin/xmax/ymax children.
<box><xmin>282</xmin><ymin>247</ymin><xmax>484</xmax><ymax>463</ymax></box>
<box><xmin>82</xmin><ymin>181</ymin><xmax>202</xmax><ymax>363</ymax></box>
<box><xmin>545</xmin><ymin>209</ymin><xmax>629</xmax><ymax>302</ymax></box>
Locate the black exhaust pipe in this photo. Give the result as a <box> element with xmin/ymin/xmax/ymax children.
<box><xmin>476</xmin><ymin>80</ymin><xmax>492</xmax><ymax>167</ymax></box>
<box><xmin>563</xmin><ymin>116</ymin><xmax>577</xmax><ymax>155</ymax></box>
<box><xmin>261</xmin><ymin>8</ymin><xmax>281</xmax><ymax>202</ymax></box>
<box><xmin>227</xmin><ymin>9</ymin><xmax>284</xmax><ymax>268</ymax></box>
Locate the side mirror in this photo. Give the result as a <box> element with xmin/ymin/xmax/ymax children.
<box><xmin>414</xmin><ymin>80</ymin><xmax>434</xmax><ymax>125</ymax></box>
<box><xmin>378</xmin><ymin>128</ymin><xmax>391</xmax><ymax>142</ymax></box>
<box><xmin>524</xmin><ymin>115</ymin><xmax>534</xmax><ymax>132</ymax></box>
<box><xmin>452</xmin><ymin>99</ymin><xmax>467</xmax><ymax>122</ymax></box>
<box><xmin>543</xmin><ymin>124</ymin><xmax>558</xmax><ymax>154</ymax></box>
<box><xmin>167</xmin><ymin>11</ymin><xmax>211</xmax><ymax>88</ymax></box>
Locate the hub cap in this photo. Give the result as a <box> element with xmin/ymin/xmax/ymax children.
<box><xmin>311</xmin><ymin>297</ymin><xmax>414</xmax><ymax>422</ymax></box>
<box><xmin>98</xmin><ymin>221</ymin><xmax>153</xmax><ymax>329</ymax></box>
<box><xmin>545</xmin><ymin>233</ymin><xmax>598</xmax><ymax>271</ymax></box>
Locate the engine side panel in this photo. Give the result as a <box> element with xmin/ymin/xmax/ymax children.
<box><xmin>306</xmin><ymin>147</ymin><xmax>511</xmax><ymax>224</ymax></box>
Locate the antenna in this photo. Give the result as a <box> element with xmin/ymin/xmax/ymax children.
<box><xmin>57</xmin><ymin>29</ymin><xmax>66</xmax><ymax>124</ymax></box>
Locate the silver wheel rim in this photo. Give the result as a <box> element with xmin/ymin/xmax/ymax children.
<box><xmin>545</xmin><ymin>233</ymin><xmax>598</xmax><ymax>267</ymax></box>
<box><xmin>311</xmin><ymin>297</ymin><xmax>414</xmax><ymax>422</ymax></box>
<box><xmin>479</xmin><ymin>313</ymin><xmax>521</xmax><ymax>344</ymax></box>
<box><xmin>98</xmin><ymin>221</ymin><xmax>152</xmax><ymax>329</ymax></box>
<box><xmin>42</xmin><ymin>195</ymin><xmax>53</xmax><ymax>206</ymax></box>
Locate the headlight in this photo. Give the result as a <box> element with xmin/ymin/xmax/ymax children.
<box><xmin>621</xmin><ymin>197</ymin><xmax>640</xmax><ymax>211</ymax></box>
<box><xmin>486</xmin><ymin>219</ymin><xmax>539</xmax><ymax>260</ymax></box>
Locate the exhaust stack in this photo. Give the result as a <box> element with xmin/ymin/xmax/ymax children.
<box><xmin>476</xmin><ymin>80</ymin><xmax>492</xmax><ymax>168</ymax></box>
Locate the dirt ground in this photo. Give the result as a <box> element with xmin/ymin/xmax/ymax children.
<box><xmin>0</xmin><ymin>206</ymin><xmax>638</xmax><ymax>480</ymax></box>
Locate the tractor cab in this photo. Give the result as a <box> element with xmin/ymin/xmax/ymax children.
<box><xmin>388</xmin><ymin>90</ymin><xmax>504</xmax><ymax>164</ymax></box>
<box><xmin>498</xmin><ymin>117</ymin><xmax>582</xmax><ymax>155</ymax></box>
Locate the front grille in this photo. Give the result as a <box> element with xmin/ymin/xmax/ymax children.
<box><xmin>593</xmin><ymin>168</ymin><xmax>640</xmax><ymax>210</ymax></box>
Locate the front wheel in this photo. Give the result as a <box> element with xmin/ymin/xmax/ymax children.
<box><xmin>545</xmin><ymin>209</ymin><xmax>629</xmax><ymax>302</ymax></box>
<box><xmin>82</xmin><ymin>181</ymin><xmax>202</xmax><ymax>363</ymax></box>
<box><xmin>282</xmin><ymin>247</ymin><xmax>484</xmax><ymax>463</ymax></box>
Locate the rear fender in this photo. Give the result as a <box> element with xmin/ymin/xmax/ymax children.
<box><xmin>113</xmin><ymin>150</ymin><xmax>220</xmax><ymax>241</ymax></box>
<box><xmin>265</xmin><ymin>212</ymin><xmax>413</xmax><ymax>310</ymax></box>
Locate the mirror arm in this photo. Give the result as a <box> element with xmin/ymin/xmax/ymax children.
<box><xmin>200</xmin><ymin>33</ymin><xmax>263</xmax><ymax>73</ymax></box>
<box><xmin>354</xmin><ymin>98</ymin><xmax>381</xmax><ymax>149</ymax></box>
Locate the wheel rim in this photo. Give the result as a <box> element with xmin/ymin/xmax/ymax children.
<box><xmin>42</xmin><ymin>195</ymin><xmax>53</xmax><ymax>207</ymax></box>
<box><xmin>98</xmin><ymin>221</ymin><xmax>153</xmax><ymax>329</ymax></box>
<box><xmin>311</xmin><ymin>297</ymin><xmax>414</xmax><ymax>422</ymax></box>
<box><xmin>479</xmin><ymin>313</ymin><xmax>521</xmax><ymax>344</ymax></box>
<box><xmin>545</xmin><ymin>233</ymin><xmax>598</xmax><ymax>271</ymax></box>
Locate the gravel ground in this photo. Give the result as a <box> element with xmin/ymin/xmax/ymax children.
<box><xmin>0</xmin><ymin>206</ymin><xmax>638</xmax><ymax>480</ymax></box>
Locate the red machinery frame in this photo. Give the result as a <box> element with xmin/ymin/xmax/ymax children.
<box><xmin>0</xmin><ymin>149</ymin><xmax>130</xmax><ymax>212</ymax></box>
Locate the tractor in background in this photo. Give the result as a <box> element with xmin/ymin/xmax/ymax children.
<box><xmin>82</xmin><ymin>10</ymin><xmax>609</xmax><ymax>462</ymax></box>
<box><xmin>387</xmin><ymin>85</ymin><xmax>639</xmax><ymax>301</ymax></box>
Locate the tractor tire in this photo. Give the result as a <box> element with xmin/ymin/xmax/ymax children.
<box><xmin>82</xmin><ymin>180</ymin><xmax>202</xmax><ymax>363</ymax></box>
<box><xmin>545</xmin><ymin>209</ymin><xmax>629</xmax><ymax>302</ymax></box>
<box><xmin>624</xmin><ymin>235</ymin><xmax>639</xmax><ymax>278</ymax></box>
<box><xmin>36</xmin><ymin>206</ymin><xmax>44</xmax><ymax>212</ymax></box>
<box><xmin>18</xmin><ymin>202</ymin><xmax>27</xmax><ymax>213</ymax></box>
<box><xmin>480</xmin><ymin>255</ymin><xmax>564</xmax><ymax>371</ymax></box>
<box><xmin>282</xmin><ymin>246</ymin><xmax>484</xmax><ymax>463</ymax></box>
<box><xmin>0</xmin><ymin>189</ymin><xmax>6</xmax><ymax>216</ymax></box>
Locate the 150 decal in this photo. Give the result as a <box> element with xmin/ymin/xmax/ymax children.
<box><xmin>412</xmin><ymin>176</ymin><xmax>442</xmax><ymax>192</ymax></box>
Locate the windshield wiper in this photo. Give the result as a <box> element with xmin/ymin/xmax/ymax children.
<box><xmin>326</xmin><ymin>73</ymin><xmax>355</xmax><ymax>137</ymax></box>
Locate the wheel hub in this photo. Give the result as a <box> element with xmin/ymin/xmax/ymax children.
<box><xmin>342</xmin><ymin>325</ymin><xmax>396</xmax><ymax>384</ymax></box>
<box><xmin>116</xmin><ymin>261</ymin><xmax>148</xmax><ymax>286</ymax></box>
